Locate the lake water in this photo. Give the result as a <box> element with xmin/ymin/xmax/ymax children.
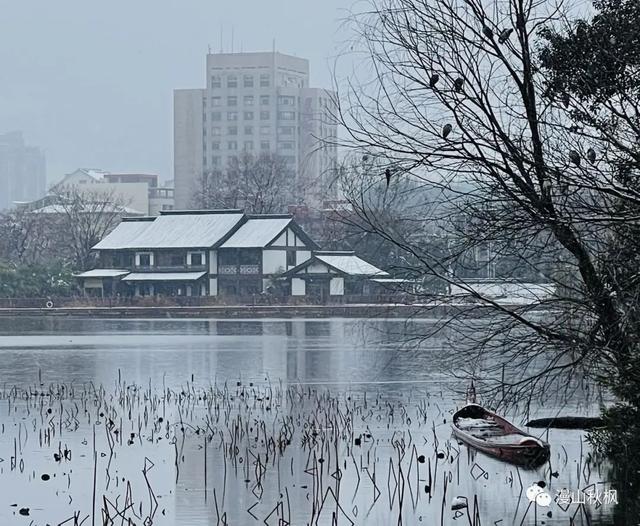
<box><xmin>0</xmin><ymin>317</ymin><xmax>619</xmax><ymax>525</ymax></box>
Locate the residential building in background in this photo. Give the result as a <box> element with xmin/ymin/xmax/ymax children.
<box><xmin>0</xmin><ymin>131</ymin><xmax>46</xmax><ymax>210</ymax></box>
<box><xmin>174</xmin><ymin>51</ymin><xmax>338</xmax><ymax>209</ymax></box>
<box><xmin>50</xmin><ymin>168</ymin><xmax>174</xmax><ymax>215</ymax></box>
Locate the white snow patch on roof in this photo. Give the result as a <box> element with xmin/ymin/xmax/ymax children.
<box><xmin>93</xmin><ymin>220</ymin><xmax>154</xmax><ymax>250</ymax></box>
<box><xmin>315</xmin><ymin>254</ymin><xmax>388</xmax><ymax>276</ymax></box>
<box><xmin>122</xmin><ymin>272</ymin><xmax>206</xmax><ymax>282</ymax></box>
<box><xmin>221</xmin><ymin>218</ymin><xmax>291</xmax><ymax>248</ymax></box>
<box><xmin>74</xmin><ymin>269</ymin><xmax>130</xmax><ymax>278</ymax></box>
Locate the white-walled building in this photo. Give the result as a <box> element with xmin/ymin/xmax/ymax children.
<box><xmin>174</xmin><ymin>51</ymin><xmax>338</xmax><ymax>209</ymax></box>
<box><xmin>78</xmin><ymin>210</ymin><xmax>386</xmax><ymax>299</ymax></box>
<box><xmin>51</xmin><ymin>169</ymin><xmax>174</xmax><ymax>215</ymax></box>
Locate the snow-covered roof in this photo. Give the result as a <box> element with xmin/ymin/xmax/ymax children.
<box><xmin>74</xmin><ymin>269</ymin><xmax>130</xmax><ymax>278</ymax></box>
<box><xmin>315</xmin><ymin>252</ymin><xmax>388</xmax><ymax>277</ymax></box>
<box><xmin>221</xmin><ymin>217</ymin><xmax>292</xmax><ymax>248</ymax></box>
<box><xmin>92</xmin><ymin>219</ymin><xmax>155</xmax><ymax>250</ymax></box>
<box><xmin>122</xmin><ymin>272</ymin><xmax>206</xmax><ymax>282</ymax></box>
<box><xmin>92</xmin><ymin>211</ymin><xmax>245</xmax><ymax>250</ymax></box>
<box><xmin>79</xmin><ymin>168</ymin><xmax>110</xmax><ymax>181</ymax></box>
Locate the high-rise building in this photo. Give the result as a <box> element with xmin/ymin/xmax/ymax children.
<box><xmin>0</xmin><ymin>131</ymin><xmax>46</xmax><ymax>210</ymax></box>
<box><xmin>173</xmin><ymin>51</ymin><xmax>338</xmax><ymax>209</ymax></box>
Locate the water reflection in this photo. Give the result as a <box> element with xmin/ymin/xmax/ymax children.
<box><xmin>0</xmin><ymin>316</ymin><xmax>622</xmax><ymax>524</ymax></box>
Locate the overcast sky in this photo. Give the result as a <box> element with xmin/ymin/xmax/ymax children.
<box><xmin>0</xmin><ymin>0</ymin><xmax>351</xmax><ymax>185</ymax></box>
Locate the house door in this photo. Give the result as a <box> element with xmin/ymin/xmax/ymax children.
<box><xmin>306</xmin><ymin>278</ymin><xmax>330</xmax><ymax>304</ymax></box>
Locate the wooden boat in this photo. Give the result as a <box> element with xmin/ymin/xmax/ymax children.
<box><xmin>452</xmin><ymin>404</ymin><xmax>550</xmax><ymax>468</ymax></box>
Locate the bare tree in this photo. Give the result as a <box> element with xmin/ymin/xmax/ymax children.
<box><xmin>333</xmin><ymin>0</ymin><xmax>640</xmax><ymax>406</ymax></box>
<box><xmin>192</xmin><ymin>152</ymin><xmax>305</xmax><ymax>214</ymax></box>
<box><xmin>0</xmin><ymin>206</ymin><xmax>54</xmax><ymax>263</ymax></box>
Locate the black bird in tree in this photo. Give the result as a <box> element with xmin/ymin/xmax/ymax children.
<box><xmin>498</xmin><ymin>28</ymin><xmax>513</xmax><ymax>44</ymax></box>
<box><xmin>442</xmin><ymin>124</ymin><xmax>453</xmax><ymax>139</ymax></box>
<box><xmin>429</xmin><ymin>73</ymin><xmax>440</xmax><ymax>88</ymax></box>
<box><xmin>569</xmin><ymin>150</ymin><xmax>581</xmax><ymax>166</ymax></box>
<box><xmin>587</xmin><ymin>148</ymin><xmax>597</xmax><ymax>165</ymax></box>
<box><xmin>454</xmin><ymin>77</ymin><xmax>464</xmax><ymax>93</ymax></box>
<box><xmin>482</xmin><ymin>25</ymin><xmax>494</xmax><ymax>39</ymax></box>
<box><xmin>385</xmin><ymin>168</ymin><xmax>392</xmax><ymax>187</ymax></box>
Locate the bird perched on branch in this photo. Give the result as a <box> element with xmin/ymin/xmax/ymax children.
<box><xmin>586</xmin><ymin>148</ymin><xmax>596</xmax><ymax>165</ymax></box>
<box><xmin>569</xmin><ymin>150</ymin><xmax>581</xmax><ymax>166</ymax></box>
<box><xmin>442</xmin><ymin>124</ymin><xmax>453</xmax><ymax>139</ymax></box>
<box><xmin>385</xmin><ymin>168</ymin><xmax>392</xmax><ymax>187</ymax></box>
<box><xmin>482</xmin><ymin>25</ymin><xmax>493</xmax><ymax>39</ymax></box>
<box><xmin>498</xmin><ymin>28</ymin><xmax>513</xmax><ymax>44</ymax></box>
<box><xmin>454</xmin><ymin>78</ymin><xmax>464</xmax><ymax>93</ymax></box>
<box><xmin>562</xmin><ymin>93</ymin><xmax>570</xmax><ymax>108</ymax></box>
<box><xmin>429</xmin><ymin>74</ymin><xmax>440</xmax><ymax>88</ymax></box>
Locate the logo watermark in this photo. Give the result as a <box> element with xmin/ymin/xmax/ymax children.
<box><xmin>526</xmin><ymin>482</ymin><xmax>618</xmax><ymax>508</ymax></box>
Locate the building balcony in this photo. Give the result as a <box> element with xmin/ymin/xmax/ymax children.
<box><xmin>219</xmin><ymin>264</ymin><xmax>260</xmax><ymax>275</ymax></box>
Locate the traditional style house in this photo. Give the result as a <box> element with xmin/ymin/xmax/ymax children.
<box><xmin>76</xmin><ymin>209</ymin><xmax>324</xmax><ymax>297</ymax></box>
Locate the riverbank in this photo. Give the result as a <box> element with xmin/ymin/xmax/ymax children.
<box><xmin>0</xmin><ymin>302</ymin><xmax>534</xmax><ymax>319</ymax></box>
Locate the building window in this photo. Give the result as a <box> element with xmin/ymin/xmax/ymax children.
<box><xmin>278</xmin><ymin>141</ymin><xmax>295</xmax><ymax>150</ymax></box>
<box><xmin>287</xmin><ymin>250</ymin><xmax>296</xmax><ymax>267</ymax></box>
<box><xmin>260</xmin><ymin>110</ymin><xmax>270</xmax><ymax>120</ymax></box>
<box><xmin>171</xmin><ymin>254</ymin><xmax>184</xmax><ymax>267</ymax></box>
<box><xmin>244</xmin><ymin>95</ymin><xmax>254</xmax><ymax>106</ymax></box>
<box><xmin>244</xmin><ymin>126</ymin><xmax>253</xmax><ymax>135</ymax></box>
<box><xmin>227</xmin><ymin>75</ymin><xmax>237</xmax><ymax>88</ymax></box>
<box><xmin>244</xmin><ymin>141</ymin><xmax>254</xmax><ymax>151</ymax></box>
<box><xmin>211</xmin><ymin>111</ymin><xmax>221</xmax><ymax>121</ymax></box>
<box><xmin>279</xmin><ymin>111</ymin><xmax>296</xmax><ymax>120</ymax></box>
<box><xmin>260</xmin><ymin>126</ymin><xmax>270</xmax><ymax>135</ymax></box>
<box><xmin>244</xmin><ymin>111</ymin><xmax>254</xmax><ymax>120</ymax></box>
<box><xmin>228</xmin><ymin>141</ymin><xmax>238</xmax><ymax>151</ymax></box>
<box><xmin>227</xmin><ymin>111</ymin><xmax>238</xmax><ymax>121</ymax></box>
<box><xmin>243</xmin><ymin>74</ymin><xmax>254</xmax><ymax>88</ymax></box>
<box><xmin>211</xmin><ymin>142</ymin><xmax>220</xmax><ymax>150</ymax></box>
<box><xmin>211</xmin><ymin>75</ymin><xmax>222</xmax><ymax>88</ymax></box>
<box><xmin>284</xmin><ymin>156</ymin><xmax>296</xmax><ymax>164</ymax></box>
<box><xmin>278</xmin><ymin>126</ymin><xmax>294</xmax><ymax>136</ymax></box>
<box><xmin>137</xmin><ymin>253</ymin><xmax>152</xmax><ymax>267</ymax></box>
<box><xmin>260</xmin><ymin>74</ymin><xmax>270</xmax><ymax>87</ymax></box>
<box><xmin>211</xmin><ymin>96</ymin><xmax>221</xmax><ymax>106</ymax></box>
<box><xmin>211</xmin><ymin>156</ymin><xmax>221</xmax><ymax>166</ymax></box>
<box><xmin>260</xmin><ymin>140</ymin><xmax>270</xmax><ymax>150</ymax></box>
<box><xmin>189</xmin><ymin>252</ymin><xmax>204</xmax><ymax>266</ymax></box>
<box><xmin>260</xmin><ymin>95</ymin><xmax>270</xmax><ymax>105</ymax></box>
<box><xmin>228</xmin><ymin>126</ymin><xmax>238</xmax><ymax>136</ymax></box>
<box><xmin>278</xmin><ymin>95</ymin><xmax>295</xmax><ymax>106</ymax></box>
<box><xmin>227</xmin><ymin>96</ymin><xmax>237</xmax><ymax>107</ymax></box>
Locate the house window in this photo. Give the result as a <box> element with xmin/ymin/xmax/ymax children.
<box><xmin>279</xmin><ymin>126</ymin><xmax>294</xmax><ymax>135</ymax></box>
<box><xmin>227</xmin><ymin>96</ymin><xmax>237</xmax><ymax>106</ymax></box>
<box><xmin>244</xmin><ymin>141</ymin><xmax>254</xmax><ymax>151</ymax></box>
<box><xmin>211</xmin><ymin>127</ymin><xmax>221</xmax><ymax>136</ymax></box>
<box><xmin>211</xmin><ymin>156</ymin><xmax>221</xmax><ymax>166</ymax></box>
<box><xmin>228</xmin><ymin>141</ymin><xmax>238</xmax><ymax>150</ymax></box>
<box><xmin>227</xmin><ymin>75</ymin><xmax>237</xmax><ymax>88</ymax></box>
<box><xmin>211</xmin><ymin>111</ymin><xmax>222</xmax><ymax>121</ymax></box>
<box><xmin>138</xmin><ymin>253</ymin><xmax>152</xmax><ymax>267</ymax></box>
<box><xmin>260</xmin><ymin>74</ymin><xmax>270</xmax><ymax>87</ymax></box>
<box><xmin>228</xmin><ymin>126</ymin><xmax>238</xmax><ymax>136</ymax></box>
<box><xmin>211</xmin><ymin>96</ymin><xmax>221</xmax><ymax>106</ymax></box>
<box><xmin>260</xmin><ymin>110</ymin><xmax>270</xmax><ymax>120</ymax></box>
<box><xmin>260</xmin><ymin>126</ymin><xmax>270</xmax><ymax>135</ymax></box>
<box><xmin>190</xmin><ymin>252</ymin><xmax>203</xmax><ymax>266</ymax></box>
<box><xmin>278</xmin><ymin>96</ymin><xmax>295</xmax><ymax>106</ymax></box>
<box><xmin>279</xmin><ymin>111</ymin><xmax>296</xmax><ymax>120</ymax></box>
<box><xmin>260</xmin><ymin>95</ymin><xmax>270</xmax><ymax>105</ymax></box>
<box><xmin>244</xmin><ymin>95</ymin><xmax>254</xmax><ymax>106</ymax></box>
<box><xmin>244</xmin><ymin>111</ymin><xmax>254</xmax><ymax>120</ymax></box>
<box><xmin>260</xmin><ymin>140</ymin><xmax>270</xmax><ymax>150</ymax></box>
<box><xmin>211</xmin><ymin>75</ymin><xmax>222</xmax><ymax>88</ymax></box>
<box><xmin>287</xmin><ymin>250</ymin><xmax>296</xmax><ymax>267</ymax></box>
<box><xmin>227</xmin><ymin>111</ymin><xmax>238</xmax><ymax>121</ymax></box>
<box><xmin>278</xmin><ymin>141</ymin><xmax>295</xmax><ymax>151</ymax></box>
<box><xmin>243</xmin><ymin>75</ymin><xmax>254</xmax><ymax>88</ymax></box>
<box><xmin>244</xmin><ymin>126</ymin><xmax>253</xmax><ymax>135</ymax></box>
<box><xmin>211</xmin><ymin>142</ymin><xmax>220</xmax><ymax>150</ymax></box>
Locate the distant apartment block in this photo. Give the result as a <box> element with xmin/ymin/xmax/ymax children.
<box><xmin>174</xmin><ymin>51</ymin><xmax>338</xmax><ymax>209</ymax></box>
<box><xmin>0</xmin><ymin>131</ymin><xmax>46</xmax><ymax>210</ymax></box>
<box><xmin>50</xmin><ymin>168</ymin><xmax>174</xmax><ymax>215</ymax></box>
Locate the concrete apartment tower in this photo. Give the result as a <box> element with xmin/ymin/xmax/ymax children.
<box><xmin>174</xmin><ymin>51</ymin><xmax>338</xmax><ymax>209</ymax></box>
<box><xmin>0</xmin><ymin>131</ymin><xmax>46</xmax><ymax>210</ymax></box>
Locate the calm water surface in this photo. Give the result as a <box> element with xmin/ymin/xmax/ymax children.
<box><xmin>0</xmin><ymin>317</ymin><xmax>618</xmax><ymax>525</ymax></box>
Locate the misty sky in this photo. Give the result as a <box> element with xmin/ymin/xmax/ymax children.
<box><xmin>0</xmin><ymin>0</ymin><xmax>352</xmax><ymax>185</ymax></box>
